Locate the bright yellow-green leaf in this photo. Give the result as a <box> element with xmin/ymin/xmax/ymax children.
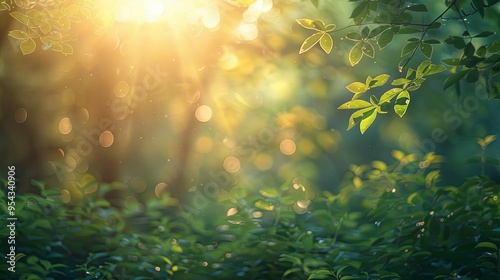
<box><xmin>379</xmin><ymin>88</ymin><xmax>403</xmax><ymax>104</ymax></box>
<box><xmin>360</xmin><ymin>108</ymin><xmax>377</xmax><ymax>134</ymax></box>
<box><xmin>319</xmin><ymin>33</ymin><xmax>333</xmax><ymax>54</ymax></box>
<box><xmin>296</xmin><ymin>18</ymin><xmax>321</xmax><ymax>31</ymax></box>
<box><xmin>347</xmin><ymin>107</ymin><xmax>372</xmax><ymax>130</ymax></box>
<box><xmin>349</xmin><ymin>42</ymin><xmax>363</xmax><ymax>66</ymax></box>
<box><xmin>10</xmin><ymin>11</ymin><xmax>30</xmax><ymax>25</ymax></box>
<box><xmin>171</xmin><ymin>245</ymin><xmax>183</xmax><ymax>253</ymax></box>
<box><xmin>259</xmin><ymin>187</ymin><xmax>279</xmax><ymax>198</ymax></box>
<box><xmin>324</xmin><ymin>23</ymin><xmax>336</xmax><ymax>32</ymax></box>
<box><xmin>346</xmin><ymin>82</ymin><xmax>367</xmax><ymax>94</ymax></box>
<box><xmin>362</xmin><ymin>42</ymin><xmax>375</xmax><ymax>58</ymax></box>
<box><xmin>370</xmin><ymin>74</ymin><xmax>390</xmax><ymax>87</ymax></box>
<box><xmin>0</xmin><ymin>2</ymin><xmax>11</xmax><ymax>11</ymax></box>
<box><xmin>8</xmin><ymin>30</ymin><xmax>28</xmax><ymax>40</ymax></box>
<box><xmin>61</xmin><ymin>43</ymin><xmax>73</xmax><ymax>55</ymax></box>
<box><xmin>394</xmin><ymin>90</ymin><xmax>410</xmax><ymax>117</ymax></box>
<box><xmin>20</xmin><ymin>38</ymin><xmax>36</xmax><ymax>55</ymax></box>
<box><xmin>338</xmin><ymin>100</ymin><xmax>372</xmax><ymax>109</ymax></box>
<box><xmin>255</xmin><ymin>200</ymin><xmax>274</xmax><ymax>211</ymax></box>
<box><xmin>299</xmin><ymin>32</ymin><xmax>323</xmax><ymax>54</ymax></box>
<box><xmin>40</xmin><ymin>22</ymin><xmax>51</xmax><ymax>34</ymax></box>
<box><xmin>64</xmin><ymin>5</ymin><xmax>81</xmax><ymax>16</ymax></box>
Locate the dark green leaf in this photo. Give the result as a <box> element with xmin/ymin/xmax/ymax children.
<box><xmin>368</xmin><ymin>25</ymin><xmax>390</xmax><ymax>39</ymax></box>
<box><xmin>472</xmin><ymin>0</ymin><xmax>485</xmax><ymax>18</ymax></box>
<box><xmin>428</xmin><ymin>22</ymin><xmax>441</xmax><ymax>29</ymax></box>
<box><xmin>442</xmin><ymin>58</ymin><xmax>463</xmax><ymax>66</ymax></box>
<box><xmin>346</xmin><ymin>32</ymin><xmax>362</xmax><ymax>41</ymax></box>
<box><xmin>474</xmin><ymin>242</ymin><xmax>498</xmax><ymax>251</ymax></box>
<box><xmin>377</xmin><ymin>29</ymin><xmax>394</xmax><ymax>50</ymax></box>
<box><xmin>398</xmin><ymin>27</ymin><xmax>421</xmax><ymax>34</ymax></box>
<box><xmin>420</xmin><ymin>43</ymin><xmax>433</xmax><ymax>59</ymax></box>
<box><xmin>490</xmin><ymin>62</ymin><xmax>500</xmax><ymax>77</ymax></box>
<box><xmin>401</xmin><ymin>42</ymin><xmax>419</xmax><ymax>57</ymax></box>
<box><xmin>444</xmin><ymin>36</ymin><xmax>465</xmax><ymax>49</ymax></box>
<box><xmin>443</xmin><ymin>69</ymin><xmax>471</xmax><ymax>90</ymax></box>
<box><xmin>465</xmin><ymin>68</ymin><xmax>479</xmax><ymax>82</ymax></box>
<box><xmin>350</xmin><ymin>1</ymin><xmax>369</xmax><ymax>19</ymax></box>
<box><xmin>474</xmin><ymin>31</ymin><xmax>495</xmax><ymax>38</ymax></box>
<box><xmin>487</xmin><ymin>41</ymin><xmax>500</xmax><ymax>53</ymax></box>
<box><xmin>423</xmin><ymin>39</ymin><xmax>441</xmax><ymax>45</ymax></box>
<box><xmin>405</xmin><ymin>4</ymin><xmax>428</xmax><ymax>11</ymax></box>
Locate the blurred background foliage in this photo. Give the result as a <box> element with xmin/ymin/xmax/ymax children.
<box><xmin>0</xmin><ymin>0</ymin><xmax>500</xmax><ymax>279</ymax></box>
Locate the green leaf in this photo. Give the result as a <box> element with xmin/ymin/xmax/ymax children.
<box><xmin>423</xmin><ymin>39</ymin><xmax>441</xmax><ymax>44</ymax></box>
<box><xmin>10</xmin><ymin>12</ymin><xmax>30</xmax><ymax>25</ymax></box>
<box><xmin>398</xmin><ymin>27</ymin><xmax>421</xmax><ymax>34</ymax></box>
<box><xmin>347</xmin><ymin>107</ymin><xmax>373</xmax><ymax>130</ymax></box>
<box><xmin>362</xmin><ymin>42</ymin><xmax>375</xmax><ymax>58</ymax></box>
<box><xmin>424</xmin><ymin>64</ymin><xmax>447</xmax><ymax>76</ymax></box>
<box><xmin>346</xmin><ymin>32</ymin><xmax>362</xmax><ymax>41</ymax></box>
<box><xmin>379</xmin><ymin>88</ymin><xmax>403</xmax><ymax>104</ymax></box>
<box><xmin>368</xmin><ymin>25</ymin><xmax>390</xmax><ymax>39</ymax></box>
<box><xmin>465</xmin><ymin>68</ymin><xmax>479</xmax><ymax>83</ymax></box>
<box><xmin>428</xmin><ymin>22</ymin><xmax>441</xmax><ymax>29</ymax></box>
<box><xmin>350</xmin><ymin>1</ymin><xmax>368</xmax><ymax>19</ymax></box>
<box><xmin>296</xmin><ymin>18</ymin><xmax>322</xmax><ymax>30</ymax></box>
<box><xmin>20</xmin><ymin>38</ymin><xmax>36</xmax><ymax>55</ymax></box>
<box><xmin>319</xmin><ymin>33</ymin><xmax>333</xmax><ymax>54</ymax></box>
<box><xmin>491</xmin><ymin>62</ymin><xmax>500</xmax><ymax>77</ymax></box>
<box><xmin>377</xmin><ymin>28</ymin><xmax>394</xmax><ymax>50</ymax></box>
<box><xmin>346</xmin><ymin>82</ymin><xmax>368</xmax><ymax>94</ymax></box>
<box><xmin>487</xmin><ymin>41</ymin><xmax>500</xmax><ymax>53</ymax></box>
<box><xmin>391</xmin><ymin>78</ymin><xmax>411</xmax><ymax>86</ymax></box>
<box><xmin>324</xmin><ymin>23</ymin><xmax>336</xmax><ymax>32</ymax></box>
<box><xmin>474</xmin><ymin>31</ymin><xmax>495</xmax><ymax>38</ymax></box>
<box><xmin>472</xmin><ymin>0</ymin><xmax>485</xmax><ymax>18</ymax></box>
<box><xmin>420</xmin><ymin>43</ymin><xmax>433</xmax><ymax>59</ymax></box>
<box><xmin>401</xmin><ymin>42</ymin><xmax>419</xmax><ymax>57</ymax></box>
<box><xmin>443</xmin><ymin>69</ymin><xmax>471</xmax><ymax>90</ymax></box>
<box><xmin>61</xmin><ymin>43</ymin><xmax>73</xmax><ymax>55</ymax></box>
<box><xmin>474</xmin><ymin>242</ymin><xmax>498</xmax><ymax>251</ymax></box>
<box><xmin>444</xmin><ymin>36</ymin><xmax>465</xmax><ymax>49</ymax></box>
<box><xmin>255</xmin><ymin>200</ymin><xmax>274</xmax><ymax>211</ymax></box>
<box><xmin>8</xmin><ymin>30</ymin><xmax>29</xmax><ymax>40</ymax></box>
<box><xmin>299</xmin><ymin>32</ymin><xmax>323</xmax><ymax>54</ymax></box>
<box><xmin>394</xmin><ymin>90</ymin><xmax>410</xmax><ymax>117</ymax></box>
<box><xmin>416</xmin><ymin>60</ymin><xmax>431</xmax><ymax>78</ymax></box>
<box><xmin>442</xmin><ymin>58</ymin><xmax>463</xmax><ymax>66</ymax></box>
<box><xmin>406</xmin><ymin>4</ymin><xmax>428</xmax><ymax>11</ymax></box>
<box><xmin>360</xmin><ymin>108</ymin><xmax>377</xmax><ymax>134</ymax></box>
<box><xmin>338</xmin><ymin>100</ymin><xmax>372</xmax><ymax>109</ymax></box>
<box><xmin>349</xmin><ymin>42</ymin><xmax>363</xmax><ymax>66</ymax></box>
<box><xmin>312</xmin><ymin>19</ymin><xmax>326</xmax><ymax>30</ymax></box>
<box><xmin>259</xmin><ymin>187</ymin><xmax>279</xmax><ymax>198</ymax></box>
<box><xmin>311</xmin><ymin>0</ymin><xmax>319</xmax><ymax>8</ymax></box>
<box><xmin>369</xmin><ymin>74</ymin><xmax>390</xmax><ymax>87</ymax></box>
